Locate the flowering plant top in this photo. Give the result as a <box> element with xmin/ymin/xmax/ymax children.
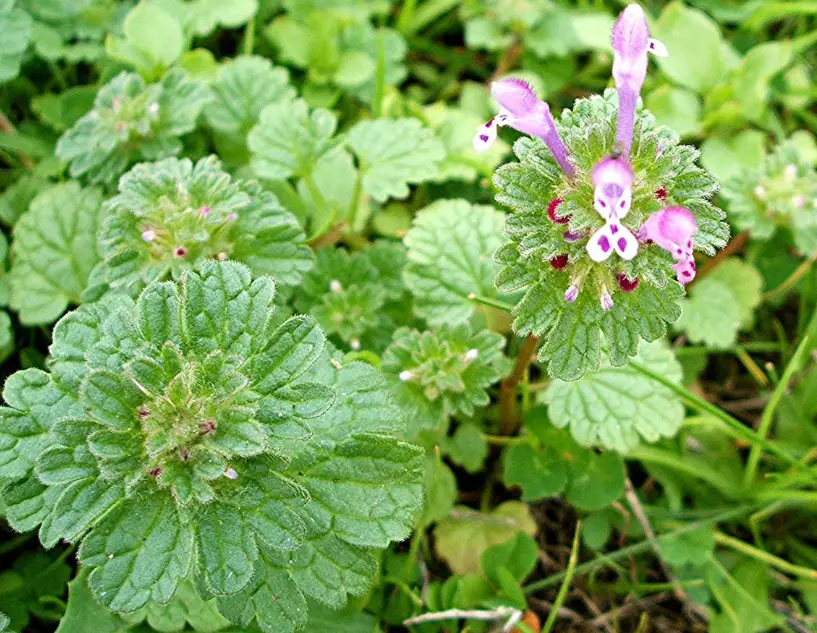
<box><xmin>477</xmin><ymin>4</ymin><xmax>729</xmax><ymax>381</ymax></box>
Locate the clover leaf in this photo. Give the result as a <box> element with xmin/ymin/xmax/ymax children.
<box><xmin>0</xmin><ymin>261</ymin><xmax>424</xmax><ymax>633</ymax></box>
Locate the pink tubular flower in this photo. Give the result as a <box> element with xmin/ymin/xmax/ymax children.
<box><xmin>473</xmin><ymin>78</ymin><xmax>575</xmax><ymax>178</ymax></box>
<box><xmin>586</xmin><ymin>157</ymin><xmax>639</xmax><ymax>262</ymax></box>
<box><xmin>639</xmin><ymin>206</ymin><xmax>697</xmax><ymax>284</ymax></box>
<box><xmin>612</xmin><ymin>4</ymin><xmax>667</xmax><ymax>155</ymax></box>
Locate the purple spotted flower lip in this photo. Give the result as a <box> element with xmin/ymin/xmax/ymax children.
<box><xmin>639</xmin><ymin>206</ymin><xmax>698</xmax><ymax>284</ymax></box>
<box><xmin>474</xmin><ymin>78</ymin><xmax>575</xmax><ymax>178</ymax></box>
<box><xmin>586</xmin><ymin>157</ymin><xmax>639</xmax><ymax>262</ymax></box>
<box><xmin>612</xmin><ymin>4</ymin><xmax>667</xmax><ymax>155</ymax></box>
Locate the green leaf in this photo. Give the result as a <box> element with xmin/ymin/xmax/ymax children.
<box><xmin>443</xmin><ymin>423</ymin><xmax>488</xmax><ymax>474</ymax></box>
<box><xmin>56</xmin><ymin>569</ymin><xmax>128</xmax><ymax>633</ymax></box>
<box><xmin>404</xmin><ymin>199</ymin><xmax>505</xmax><ymax>325</ymax></box>
<box><xmin>677</xmin><ymin>258</ymin><xmax>763</xmax><ymax>349</ymax></box>
<box><xmin>654</xmin><ymin>2</ymin><xmax>726</xmax><ymax>93</ymax></box>
<box><xmin>56</xmin><ymin>70</ymin><xmax>211</xmax><ymax>185</ymax></box>
<box><xmin>709</xmin><ymin>561</ymin><xmax>784</xmax><ymax>633</ymax></box>
<box><xmin>79</xmin><ymin>492</ymin><xmax>193</xmax><ymax>612</ymax></box>
<box><xmin>160</xmin><ymin>0</ymin><xmax>258</xmax><ymax>36</ymax></box>
<box><xmin>564</xmin><ymin>451</ymin><xmax>625</xmax><ymax>511</ymax></box>
<box><xmin>480</xmin><ymin>532</ymin><xmax>538</xmax><ymax>584</ymax></box>
<box><xmin>503</xmin><ymin>442</ymin><xmax>567</xmax><ymax>501</ymax></box>
<box><xmin>218</xmin><ymin>547</ymin><xmax>307</xmax><ymax>633</ymax></box>
<box><xmin>297</xmin><ymin>435</ymin><xmax>424</xmax><ymax>548</ymax></box>
<box><xmin>734</xmin><ymin>41</ymin><xmax>793</xmax><ymax>122</ymax></box>
<box><xmin>195</xmin><ymin>502</ymin><xmax>258</xmax><ymax>595</ymax></box>
<box><xmin>701</xmin><ymin>131</ymin><xmax>767</xmax><ymax>183</ymax></box>
<box><xmin>382</xmin><ymin>325</ymin><xmax>507</xmax><ymax>417</ymax></box>
<box><xmin>205</xmin><ymin>56</ymin><xmax>295</xmax><ymax>136</ymax></box>
<box><xmin>659</xmin><ymin>525</ymin><xmax>714</xmax><ymax>567</ymax></box>
<box><xmin>249</xmin><ymin>99</ymin><xmax>337</xmax><ymax>181</ymax></box>
<box><xmin>0</xmin><ymin>0</ymin><xmax>31</xmax><ymax>83</ymax></box>
<box><xmin>421</xmin><ymin>457</ymin><xmax>456</xmax><ymax>525</ymax></box>
<box><xmin>120</xmin><ymin>579</ymin><xmax>232</xmax><ymax>632</ymax></box>
<box><xmin>433</xmin><ymin>501</ymin><xmax>537</xmax><ymax>575</ymax></box>
<box><xmin>645</xmin><ymin>85</ymin><xmax>701</xmax><ymax>138</ymax></box>
<box><xmin>545</xmin><ymin>340</ymin><xmax>685</xmax><ymax>453</ymax></box>
<box><xmin>106</xmin><ymin>1</ymin><xmax>184</xmax><ymax>78</ymax></box>
<box><xmin>9</xmin><ymin>182</ymin><xmax>104</xmax><ymax>325</ymax></box>
<box><xmin>303</xmin><ymin>602</ymin><xmax>380</xmax><ymax>633</ymax></box>
<box><xmin>0</xmin><ymin>369</ymin><xmax>81</xmax><ymax>479</ymax></box>
<box><xmin>346</xmin><ymin>118</ymin><xmax>444</xmax><ymax>203</ymax></box>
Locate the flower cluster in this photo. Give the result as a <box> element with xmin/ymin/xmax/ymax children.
<box><xmin>477</xmin><ymin>3</ymin><xmax>729</xmax><ymax>379</ymax></box>
<box><xmin>721</xmin><ymin>140</ymin><xmax>817</xmax><ymax>256</ymax></box>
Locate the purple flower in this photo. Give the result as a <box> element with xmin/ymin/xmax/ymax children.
<box><xmin>639</xmin><ymin>206</ymin><xmax>698</xmax><ymax>284</ymax></box>
<box><xmin>474</xmin><ymin>78</ymin><xmax>575</xmax><ymax>178</ymax></box>
<box><xmin>586</xmin><ymin>157</ymin><xmax>639</xmax><ymax>262</ymax></box>
<box><xmin>612</xmin><ymin>4</ymin><xmax>667</xmax><ymax>155</ymax></box>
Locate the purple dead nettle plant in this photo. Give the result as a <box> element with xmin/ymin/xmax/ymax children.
<box><xmin>476</xmin><ymin>3</ymin><xmax>729</xmax><ymax>379</ymax></box>
<box><xmin>476</xmin><ymin>3</ymin><xmax>703</xmax><ymax>312</ymax></box>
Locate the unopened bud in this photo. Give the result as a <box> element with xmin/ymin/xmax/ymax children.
<box><xmin>754</xmin><ymin>185</ymin><xmax>766</xmax><ymax>200</ymax></box>
<box><xmin>330</xmin><ymin>280</ymin><xmax>342</xmax><ymax>293</ymax></box>
<box><xmin>399</xmin><ymin>370</ymin><xmax>415</xmax><ymax>382</ymax></box>
<box><xmin>350</xmin><ymin>338</ymin><xmax>361</xmax><ymax>351</ymax></box>
<box><xmin>463</xmin><ymin>348</ymin><xmax>479</xmax><ymax>362</ymax></box>
<box><xmin>142</xmin><ymin>230</ymin><xmax>156</xmax><ymax>242</ymax></box>
<box><xmin>224</xmin><ymin>467</ymin><xmax>238</xmax><ymax>480</ymax></box>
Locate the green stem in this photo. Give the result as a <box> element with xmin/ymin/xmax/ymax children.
<box><xmin>372</xmin><ymin>29</ymin><xmax>386</xmax><ymax>119</ymax></box>
<box><xmin>743</xmin><ymin>305</ymin><xmax>817</xmax><ymax>487</ymax></box>
<box><xmin>714</xmin><ymin>531</ymin><xmax>817</xmax><ymax>580</ymax></box>
<box><xmin>396</xmin><ymin>0</ymin><xmax>419</xmax><ymax>34</ymax></box>
<box><xmin>763</xmin><ymin>257</ymin><xmax>816</xmax><ymax>302</ymax></box>
<box><xmin>542</xmin><ymin>522</ymin><xmax>582</xmax><ymax>633</ymax></box>
<box><xmin>346</xmin><ymin>169</ymin><xmax>364</xmax><ymax>233</ymax></box>
<box><xmin>402</xmin><ymin>0</ymin><xmax>460</xmax><ymax>35</ymax></box>
<box><xmin>242</xmin><ymin>15</ymin><xmax>256</xmax><ymax>55</ymax></box>
<box><xmin>467</xmin><ymin>293</ymin><xmax>512</xmax><ymax>313</ymax></box>
<box><xmin>628</xmin><ymin>361</ymin><xmax>805</xmax><ymax>475</ymax></box>
<box><xmin>524</xmin><ymin>504</ymin><xmax>758</xmax><ymax>595</ymax></box>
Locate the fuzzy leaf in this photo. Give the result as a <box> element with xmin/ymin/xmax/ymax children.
<box><xmin>404</xmin><ymin>200</ymin><xmax>505</xmax><ymax>325</ymax></box>
<box><xmin>346</xmin><ymin>118</ymin><xmax>444</xmax><ymax>202</ymax></box>
<box><xmin>677</xmin><ymin>258</ymin><xmax>762</xmax><ymax>349</ymax></box>
<box><xmin>79</xmin><ymin>492</ymin><xmax>193</xmax><ymax>612</ymax></box>
<box><xmin>98</xmin><ymin>156</ymin><xmax>312</xmax><ymax>294</ymax></box>
<box><xmin>382</xmin><ymin>324</ymin><xmax>507</xmax><ymax>417</ymax></box>
<box><xmin>545</xmin><ymin>340</ymin><xmax>685</xmax><ymax>453</ymax></box>
<box><xmin>205</xmin><ymin>55</ymin><xmax>295</xmax><ymax>136</ymax></box>
<box><xmin>56</xmin><ymin>70</ymin><xmax>211</xmax><ymax>185</ymax></box>
<box><xmin>249</xmin><ymin>99</ymin><xmax>337</xmax><ymax>181</ymax></box>
<box><xmin>9</xmin><ymin>182</ymin><xmax>104</xmax><ymax>325</ymax></box>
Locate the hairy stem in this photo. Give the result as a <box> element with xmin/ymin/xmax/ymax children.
<box><xmin>499</xmin><ymin>335</ymin><xmax>540</xmax><ymax>435</ymax></box>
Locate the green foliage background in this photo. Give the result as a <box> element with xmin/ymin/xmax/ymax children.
<box><xmin>0</xmin><ymin>1</ymin><xmax>815</xmax><ymax>632</ymax></box>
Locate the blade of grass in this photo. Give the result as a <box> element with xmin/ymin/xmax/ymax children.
<box><xmin>743</xmin><ymin>305</ymin><xmax>817</xmax><ymax>487</ymax></box>
<box><xmin>542</xmin><ymin>521</ymin><xmax>582</xmax><ymax>633</ymax></box>
<box><xmin>628</xmin><ymin>360</ymin><xmax>806</xmax><ymax>475</ymax></box>
<box><xmin>524</xmin><ymin>504</ymin><xmax>759</xmax><ymax>595</ymax></box>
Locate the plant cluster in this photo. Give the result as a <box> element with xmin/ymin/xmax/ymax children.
<box><xmin>0</xmin><ymin>1</ymin><xmax>815</xmax><ymax>632</ymax></box>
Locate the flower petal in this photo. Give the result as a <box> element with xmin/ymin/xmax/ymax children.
<box><xmin>491</xmin><ymin>78</ymin><xmax>539</xmax><ymax>117</ymax></box>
